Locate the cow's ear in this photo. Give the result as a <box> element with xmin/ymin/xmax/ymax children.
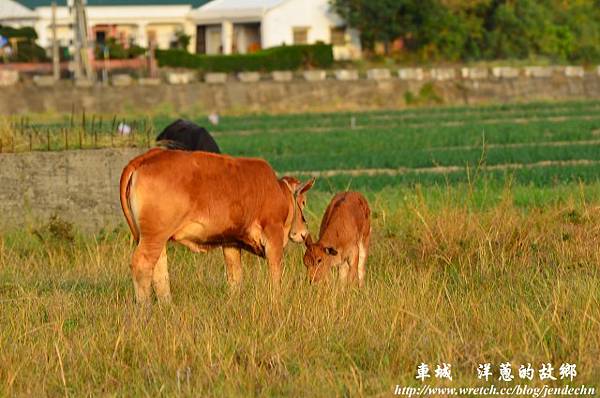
<box><xmin>324</xmin><ymin>246</ymin><xmax>338</xmax><ymax>256</ymax></box>
<box><xmin>297</xmin><ymin>177</ymin><xmax>316</xmax><ymax>195</ymax></box>
<box><xmin>281</xmin><ymin>176</ymin><xmax>300</xmax><ymax>193</ymax></box>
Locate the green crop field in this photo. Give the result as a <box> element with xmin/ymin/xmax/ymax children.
<box><xmin>1</xmin><ymin>100</ymin><xmax>600</xmax><ymax>396</ymax></box>
<box><xmin>4</xmin><ymin>100</ymin><xmax>600</xmax><ymax>190</ymax></box>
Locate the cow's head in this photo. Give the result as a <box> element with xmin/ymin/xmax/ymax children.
<box><xmin>303</xmin><ymin>235</ymin><xmax>339</xmax><ymax>283</ymax></box>
<box><xmin>281</xmin><ymin>176</ymin><xmax>315</xmax><ymax>243</ymax></box>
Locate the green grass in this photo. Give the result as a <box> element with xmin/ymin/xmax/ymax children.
<box><xmin>1</xmin><ymin>188</ymin><xmax>599</xmax><ymax>395</ymax></box>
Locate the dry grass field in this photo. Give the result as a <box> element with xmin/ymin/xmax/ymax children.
<box><xmin>1</xmin><ymin>186</ymin><xmax>599</xmax><ymax>396</ymax></box>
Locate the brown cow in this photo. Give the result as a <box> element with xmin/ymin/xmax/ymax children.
<box><xmin>303</xmin><ymin>191</ymin><xmax>371</xmax><ymax>286</ymax></box>
<box><xmin>119</xmin><ymin>148</ymin><xmax>315</xmax><ymax>303</ymax></box>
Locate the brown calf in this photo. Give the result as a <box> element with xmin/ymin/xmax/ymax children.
<box><xmin>119</xmin><ymin>148</ymin><xmax>315</xmax><ymax>303</ymax></box>
<box><xmin>303</xmin><ymin>191</ymin><xmax>371</xmax><ymax>286</ymax></box>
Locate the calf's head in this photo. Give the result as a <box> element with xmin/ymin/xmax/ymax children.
<box><xmin>281</xmin><ymin>176</ymin><xmax>315</xmax><ymax>243</ymax></box>
<box><xmin>303</xmin><ymin>235</ymin><xmax>340</xmax><ymax>283</ymax></box>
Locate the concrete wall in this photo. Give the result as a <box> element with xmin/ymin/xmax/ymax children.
<box><xmin>0</xmin><ymin>73</ymin><xmax>599</xmax><ymax>115</ymax></box>
<box><xmin>0</xmin><ymin>148</ymin><xmax>144</xmax><ymax>232</ymax></box>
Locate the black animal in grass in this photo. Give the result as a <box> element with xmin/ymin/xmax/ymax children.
<box><xmin>156</xmin><ymin>119</ymin><xmax>220</xmax><ymax>153</ymax></box>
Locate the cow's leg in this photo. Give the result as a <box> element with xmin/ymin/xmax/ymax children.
<box><xmin>264</xmin><ymin>227</ymin><xmax>284</xmax><ymax>287</ymax></box>
<box><xmin>131</xmin><ymin>239</ymin><xmax>164</xmax><ymax>304</ymax></box>
<box><xmin>223</xmin><ymin>246</ymin><xmax>242</xmax><ymax>287</ymax></box>
<box><xmin>152</xmin><ymin>247</ymin><xmax>171</xmax><ymax>303</ymax></box>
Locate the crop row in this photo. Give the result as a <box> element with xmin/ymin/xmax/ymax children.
<box><xmin>205</xmin><ymin>111</ymin><xmax>600</xmax><ymax>136</ymax></box>
<box><xmin>265</xmin><ymin>143</ymin><xmax>600</xmax><ymax>172</ymax></box>
<box><xmin>298</xmin><ymin>163</ymin><xmax>600</xmax><ymax>192</ymax></box>
<box><xmin>182</xmin><ymin>100</ymin><xmax>600</xmax><ymax>134</ymax></box>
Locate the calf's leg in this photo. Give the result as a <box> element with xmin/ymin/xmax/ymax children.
<box><xmin>347</xmin><ymin>247</ymin><xmax>359</xmax><ymax>285</ymax></box>
<box><xmin>223</xmin><ymin>246</ymin><xmax>243</xmax><ymax>287</ymax></box>
<box><xmin>357</xmin><ymin>239</ymin><xmax>369</xmax><ymax>288</ymax></box>
<box><xmin>339</xmin><ymin>261</ymin><xmax>350</xmax><ymax>284</ymax></box>
<box><xmin>357</xmin><ymin>227</ymin><xmax>371</xmax><ymax>287</ymax></box>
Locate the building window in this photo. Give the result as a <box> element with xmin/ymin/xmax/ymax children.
<box><xmin>331</xmin><ymin>26</ymin><xmax>346</xmax><ymax>46</ymax></box>
<box><xmin>293</xmin><ymin>27</ymin><xmax>309</xmax><ymax>45</ymax></box>
<box><xmin>95</xmin><ymin>30</ymin><xmax>106</xmax><ymax>45</ymax></box>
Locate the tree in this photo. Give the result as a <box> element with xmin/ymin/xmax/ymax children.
<box><xmin>441</xmin><ymin>0</ymin><xmax>492</xmax><ymax>60</ymax></box>
<box><xmin>551</xmin><ymin>0</ymin><xmax>600</xmax><ymax>62</ymax></box>
<box><xmin>406</xmin><ymin>1</ymin><xmax>469</xmax><ymax>61</ymax></box>
<box><xmin>483</xmin><ymin>0</ymin><xmax>556</xmax><ymax>59</ymax></box>
<box><xmin>329</xmin><ymin>0</ymin><xmax>410</xmax><ymax>52</ymax></box>
<box><xmin>330</xmin><ymin>0</ymin><xmax>600</xmax><ymax>62</ymax></box>
<box><xmin>329</xmin><ymin>0</ymin><xmax>483</xmax><ymax>60</ymax></box>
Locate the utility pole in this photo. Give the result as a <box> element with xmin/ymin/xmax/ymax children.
<box><xmin>71</xmin><ymin>0</ymin><xmax>93</xmax><ymax>81</ymax></box>
<box><xmin>52</xmin><ymin>1</ymin><xmax>60</xmax><ymax>80</ymax></box>
<box><xmin>78</xmin><ymin>0</ymin><xmax>93</xmax><ymax>80</ymax></box>
<box><xmin>148</xmin><ymin>40</ymin><xmax>157</xmax><ymax>78</ymax></box>
<box><xmin>70</xmin><ymin>0</ymin><xmax>81</xmax><ymax>79</ymax></box>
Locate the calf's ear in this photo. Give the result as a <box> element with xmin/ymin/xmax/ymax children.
<box><xmin>324</xmin><ymin>247</ymin><xmax>338</xmax><ymax>256</ymax></box>
<box><xmin>297</xmin><ymin>177</ymin><xmax>316</xmax><ymax>195</ymax></box>
<box><xmin>281</xmin><ymin>176</ymin><xmax>301</xmax><ymax>193</ymax></box>
<box><xmin>305</xmin><ymin>234</ymin><xmax>313</xmax><ymax>246</ymax></box>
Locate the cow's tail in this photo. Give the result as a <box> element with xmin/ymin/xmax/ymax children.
<box><xmin>119</xmin><ymin>148</ymin><xmax>164</xmax><ymax>243</ymax></box>
<box><xmin>120</xmin><ymin>161</ymin><xmax>140</xmax><ymax>243</ymax></box>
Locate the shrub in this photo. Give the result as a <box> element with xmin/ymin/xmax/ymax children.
<box><xmin>31</xmin><ymin>215</ymin><xmax>75</xmax><ymax>244</ymax></box>
<box><xmin>170</xmin><ymin>29</ymin><xmax>191</xmax><ymax>50</ymax></box>
<box><xmin>10</xmin><ymin>41</ymin><xmax>48</xmax><ymax>62</ymax></box>
<box><xmin>95</xmin><ymin>38</ymin><xmax>146</xmax><ymax>60</ymax></box>
<box><xmin>0</xmin><ymin>25</ymin><xmax>37</xmax><ymax>40</ymax></box>
<box><xmin>0</xmin><ymin>24</ymin><xmax>47</xmax><ymax>62</ymax></box>
<box><xmin>128</xmin><ymin>43</ymin><xmax>147</xmax><ymax>58</ymax></box>
<box><xmin>404</xmin><ymin>83</ymin><xmax>442</xmax><ymax>106</ymax></box>
<box><xmin>155</xmin><ymin>44</ymin><xmax>334</xmax><ymax>72</ymax></box>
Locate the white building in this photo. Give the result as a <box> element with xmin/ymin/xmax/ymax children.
<box><xmin>36</xmin><ymin>4</ymin><xmax>198</xmax><ymax>51</ymax></box>
<box><xmin>10</xmin><ymin>0</ymin><xmax>205</xmax><ymax>51</ymax></box>
<box><xmin>0</xmin><ymin>0</ymin><xmax>37</xmax><ymax>28</ymax></box>
<box><xmin>4</xmin><ymin>0</ymin><xmax>361</xmax><ymax>59</ymax></box>
<box><xmin>190</xmin><ymin>0</ymin><xmax>361</xmax><ymax>60</ymax></box>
